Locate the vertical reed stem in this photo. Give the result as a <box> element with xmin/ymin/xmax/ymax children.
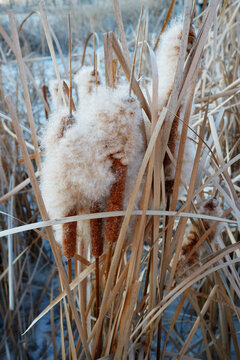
<box><xmin>95</xmin><ymin>256</ymin><xmax>102</xmax><ymax>358</ymax></box>
<box><xmin>68</xmin><ymin>14</ymin><xmax>72</xmax><ymax>116</ymax></box>
<box><xmin>68</xmin><ymin>258</ymin><xmax>72</xmax><ymax>360</ymax></box>
<box><xmin>95</xmin><ymin>256</ymin><xmax>100</xmax><ymax>318</ymax></box>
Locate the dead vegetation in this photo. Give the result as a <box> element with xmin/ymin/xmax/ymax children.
<box><xmin>0</xmin><ymin>0</ymin><xmax>240</xmax><ymax>359</ymax></box>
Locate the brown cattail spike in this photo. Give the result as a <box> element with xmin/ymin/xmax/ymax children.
<box><xmin>176</xmin><ymin>197</ymin><xmax>222</xmax><ymax>277</ymax></box>
<box><xmin>90</xmin><ymin>203</ymin><xmax>104</xmax><ymax>257</ymax></box>
<box><xmin>42</xmin><ymin>85</ymin><xmax>49</xmax><ymax>120</ymax></box>
<box><xmin>105</xmin><ymin>158</ymin><xmax>127</xmax><ymax>244</ymax></box>
<box><xmin>57</xmin><ymin>114</ymin><xmax>75</xmax><ymax>139</ymax></box>
<box><xmin>63</xmin><ymin>209</ymin><xmax>77</xmax><ymax>259</ymax></box>
<box><xmin>164</xmin><ymin>106</ymin><xmax>182</xmax><ymax>194</ymax></box>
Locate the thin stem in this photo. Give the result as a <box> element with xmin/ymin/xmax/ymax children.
<box><xmin>95</xmin><ymin>256</ymin><xmax>102</xmax><ymax>357</ymax></box>
<box><xmin>105</xmin><ymin>243</ymin><xmax>112</xmax><ymax>287</ymax></box>
<box><xmin>129</xmin><ymin>6</ymin><xmax>143</xmax><ymax>97</ymax></box>
<box><xmin>68</xmin><ymin>14</ymin><xmax>72</xmax><ymax>116</ymax></box>
<box><xmin>68</xmin><ymin>258</ymin><xmax>72</xmax><ymax>360</ymax></box>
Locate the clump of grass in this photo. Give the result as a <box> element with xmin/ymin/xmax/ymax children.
<box><xmin>1</xmin><ymin>1</ymin><xmax>240</xmax><ymax>359</ymax></box>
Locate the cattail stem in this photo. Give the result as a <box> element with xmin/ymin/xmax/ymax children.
<box><xmin>95</xmin><ymin>256</ymin><xmax>100</xmax><ymax>318</ymax></box>
<box><xmin>129</xmin><ymin>6</ymin><xmax>143</xmax><ymax>97</ymax></box>
<box><xmin>68</xmin><ymin>258</ymin><xmax>72</xmax><ymax>360</ymax></box>
<box><xmin>68</xmin><ymin>14</ymin><xmax>72</xmax><ymax>116</ymax></box>
<box><xmin>95</xmin><ymin>257</ymin><xmax>103</xmax><ymax>358</ymax></box>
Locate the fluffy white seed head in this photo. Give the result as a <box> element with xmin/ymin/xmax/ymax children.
<box><xmin>74</xmin><ymin>66</ymin><xmax>101</xmax><ymax>104</ymax></box>
<box><xmin>155</xmin><ymin>19</ymin><xmax>184</xmax><ymax>110</ymax></box>
<box><xmin>41</xmin><ymin>83</ymin><xmax>146</xmax><ymax>246</ymax></box>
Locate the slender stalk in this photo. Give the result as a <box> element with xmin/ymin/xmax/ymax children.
<box><xmin>129</xmin><ymin>6</ymin><xmax>143</xmax><ymax>96</ymax></box>
<box><xmin>68</xmin><ymin>14</ymin><xmax>72</xmax><ymax>116</ymax></box>
<box><xmin>105</xmin><ymin>243</ymin><xmax>112</xmax><ymax>286</ymax></box>
<box><xmin>68</xmin><ymin>258</ymin><xmax>72</xmax><ymax>360</ymax></box>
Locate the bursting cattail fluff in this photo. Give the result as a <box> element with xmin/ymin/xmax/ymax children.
<box><xmin>74</xmin><ymin>66</ymin><xmax>101</xmax><ymax>104</ymax></box>
<box><xmin>41</xmin><ymin>78</ymin><xmax>146</xmax><ymax>258</ymax></box>
<box><xmin>155</xmin><ymin>19</ymin><xmax>196</xmax><ymax>196</ymax></box>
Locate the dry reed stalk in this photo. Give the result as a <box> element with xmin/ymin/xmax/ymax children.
<box><xmin>80</xmin><ymin>32</ymin><xmax>98</xmax><ymax>67</ymax></box>
<box><xmin>177</xmin><ymin>285</ymin><xmax>219</xmax><ymax>359</ymax></box>
<box><xmin>63</xmin><ymin>81</ymin><xmax>77</xmax><ymax>112</ymax></box>
<box><xmin>113</xmin><ymin>0</ymin><xmax>131</xmax><ymax>67</ymax></box>
<box><xmin>153</xmin><ymin>0</ymin><xmax>176</xmax><ymax>51</ymax></box>
<box><xmin>128</xmin><ymin>6</ymin><xmax>143</xmax><ymax>97</ymax></box>
<box><xmin>39</xmin><ymin>1</ymin><xmax>66</xmax><ymax>107</ymax></box>
<box><xmin>103</xmin><ymin>32</ymin><xmax>114</xmax><ymax>87</ymax></box>
<box><xmin>8</xmin><ymin>12</ymin><xmax>41</xmax><ymax>170</ymax></box>
<box><xmin>111</xmin><ymin>32</ymin><xmax>151</xmax><ymax>120</ymax></box>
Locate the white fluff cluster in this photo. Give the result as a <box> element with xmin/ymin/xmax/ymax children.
<box><xmin>156</xmin><ymin>19</ymin><xmax>184</xmax><ymax>111</ymax></box>
<box><xmin>49</xmin><ymin>79</ymin><xmax>65</xmax><ymax>110</ymax></box>
<box><xmin>41</xmin><ymin>68</ymin><xmax>145</xmax><ymax>246</ymax></box>
<box><xmin>74</xmin><ymin>66</ymin><xmax>101</xmax><ymax>103</ymax></box>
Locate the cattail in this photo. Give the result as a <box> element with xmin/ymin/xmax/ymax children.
<box><xmin>41</xmin><ymin>82</ymin><xmax>145</xmax><ymax>259</ymax></box>
<box><xmin>75</xmin><ymin>86</ymin><xmax>146</xmax><ymax>254</ymax></box>
<box><xmin>175</xmin><ymin>197</ymin><xmax>223</xmax><ymax>278</ymax></box>
<box><xmin>155</xmin><ymin>19</ymin><xmax>196</xmax><ymax>196</ymax></box>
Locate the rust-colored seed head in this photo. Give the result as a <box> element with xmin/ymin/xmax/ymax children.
<box><xmin>203</xmin><ymin>197</ymin><xmax>218</xmax><ymax>211</ymax></box>
<box><xmin>42</xmin><ymin>85</ymin><xmax>49</xmax><ymax>120</ymax></box>
<box><xmin>164</xmin><ymin>105</ymin><xmax>182</xmax><ymax>195</ymax></box>
<box><xmin>187</xmin><ymin>26</ymin><xmax>195</xmax><ymax>52</ymax></box>
<box><xmin>57</xmin><ymin>114</ymin><xmax>75</xmax><ymax>139</ymax></box>
<box><xmin>88</xmin><ymin>70</ymin><xmax>101</xmax><ymax>92</ymax></box>
<box><xmin>105</xmin><ymin>158</ymin><xmax>127</xmax><ymax>244</ymax></box>
<box><xmin>177</xmin><ymin>226</ymin><xmax>200</xmax><ymax>277</ymax></box>
<box><xmin>62</xmin><ymin>209</ymin><xmax>77</xmax><ymax>259</ymax></box>
<box><xmin>90</xmin><ymin>203</ymin><xmax>104</xmax><ymax>257</ymax></box>
<box><xmin>181</xmin><ymin>228</ymin><xmax>199</xmax><ymax>257</ymax></box>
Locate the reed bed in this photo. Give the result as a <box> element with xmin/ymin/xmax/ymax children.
<box><xmin>0</xmin><ymin>1</ymin><xmax>240</xmax><ymax>359</ymax></box>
